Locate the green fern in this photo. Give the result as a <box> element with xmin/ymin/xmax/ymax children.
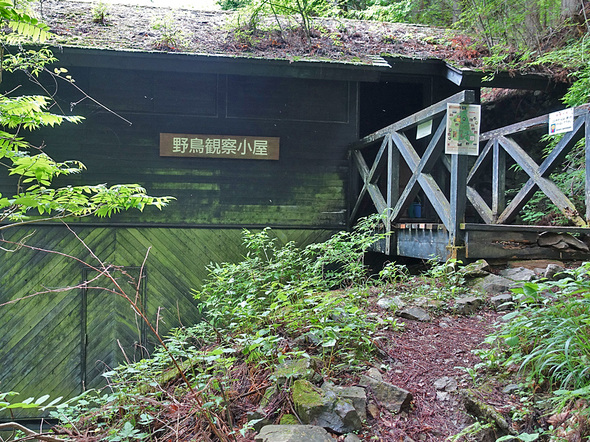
<box><xmin>0</xmin><ymin>1</ymin><xmax>51</xmax><ymax>43</ymax></box>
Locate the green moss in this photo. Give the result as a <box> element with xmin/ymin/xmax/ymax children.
<box><xmin>292</xmin><ymin>379</ymin><xmax>324</xmax><ymax>407</ymax></box>
<box><xmin>279</xmin><ymin>414</ymin><xmax>299</xmax><ymax>425</ymax></box>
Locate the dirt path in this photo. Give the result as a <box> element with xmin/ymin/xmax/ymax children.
<box><xmin>363</xmin><ymin>309</ymin><xmax>505</xmax><ymax>441</ymax></box>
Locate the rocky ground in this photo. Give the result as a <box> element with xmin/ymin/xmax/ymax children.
<box><xmin>243</xmin><ymin>260</ymin><xmax>566</xmax><ymax>441</ymax></box>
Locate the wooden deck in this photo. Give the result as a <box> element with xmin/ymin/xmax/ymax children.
<box><xmin>350</xmin><ymin>91</ymin><xmax>590</xmax><ymax>261</ymax></box>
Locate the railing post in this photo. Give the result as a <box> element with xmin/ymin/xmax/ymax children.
<box><xmin>386</xmin><ymin>135</ymin><xmax>398</xmax><ymax>254</ymax></box>
<box><xmin>449</xmin><ymin>154</ymin><xmax>467</xmax><ymax>260</ymax></box>
<box><xmin>492</xmin><ymin>138</ymin><xmax>506</xmax><ymax>222</ymax></box>
<box><xmin>448</xmin><ymin>93</ymin><xmax>475</xmax><ymax>260</ymax></box>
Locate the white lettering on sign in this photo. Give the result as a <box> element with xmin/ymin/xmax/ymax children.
<box><xmin>161</xmin><ymin>134</ymin><xmax>280</xmax><ymax>160</ymax></box>
<box><xmin>172</xmin><ymin>137</ymin><xmax>188</xmax><ymax>153</ymax></box>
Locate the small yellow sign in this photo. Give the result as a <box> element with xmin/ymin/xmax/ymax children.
<box><xmin>160</xmin><ymin>133</ymin><xmax>280</xmax><ymax>160</ymax></box>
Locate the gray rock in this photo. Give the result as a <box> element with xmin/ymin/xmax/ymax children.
<box><xmin>459</xmin><ymin>259</ymin><xmax>491</xmax><ymax>278</ymax></box>
<box><xmin>366</xmin><ymin>367</ymin><xmax>383</xmax><ymax>381</ymax></box>
<box><xmin>439</xmin><ymin>319</ymin><xmax>452</xmax><ymax>328</ymax></box>
<box><xmin>343</xmin><ymin>434</ymin><xmax>362</xmax><ymax>442</ymax></box>
<box><xmin>490</xmin><ymin>293</ymin><xmax>514</xmax><ymax>311</ymax></box>
<box><xmin>255</xmin><ymin>425</ymin><xmax>334</xmax><ymax>442</ymax></box>
<box><xmin>499</xmin><ymin>267</ymin><xmax>536</xmax><ymax>282</ymax></box>
<box><xmin>476</xmin><ymin>274</ymin><xmax>513</xmax><ymax>295</ymax></box>
<box><xmin>322</xmin><ymin>383</ymin><xmax>367</xmax><ymax>422</ymax></box>
<box><xmin>377</xmin><ymin>296</ymin><xmax>405</xmax><ymax>310</ymax></box>
<box><xmin>247</xmin><ymin>409</ymin><xmax>272</xmax><ymax>432</ymax></box>
<box><xmin>397</xmin><ymin>306</ymin><xmax>431</xmax><ymax>322</ymax></box>
<box><xmin>454</xmin><ymin>296</ymin><xmax>483</xmax><ymax>315</ymax></box>
<box><xmin>367</xmin><ymin>402</ymin><xmax>380</xmax><ymax>419</ymax></box>
<box><xmin>502</xmin><ymin>384</ymin><xmax>521</xmax><ymax>394</ymax></box>
<box><xmin>315</xmin><ymin>398</ymin><xmax>360</xmax><ymax>434</ymax></box>
<box><xmin>292</xmin><ymin>380</ymin><xmax>362</xmax><ymax>434</ymax></box>
<box><xmin>544</xmin><ymin>263</ymin><xmax>565</xmax><ymax>280</ymax></box>
<box><xmin>358</xmin><ymin>374</ymin><xmax>413</xmax><ymax>414</ymax></box>
<box><xmin>433</xmin><ymin>376</ymin><xmax>457</xmax><ymax>392</ymax></box>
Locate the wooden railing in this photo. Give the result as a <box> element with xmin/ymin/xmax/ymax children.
<box><xmin>349</xmin><ymin>90</ymin><xmax>590</xmax><ymax>259</ymax></box>
<box><xmin>468</xmin><ymin>104</ymin><xmax>590</xmax><ymax>227</ymax></box>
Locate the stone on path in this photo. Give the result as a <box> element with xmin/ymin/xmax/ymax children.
<box><xmin>322</xmin><ymin>382</ymin><xmax>367</xmax><ymax>422</ymax></box>
<box><xmin>377</xmin><ymin>296</ymin><xmax>405</xmax><ymax>310</ymax></box>
<box><xmin>499</xmin><ymin>267</ymin><xmax>536</xmax><ymax>282</ymax></box>
<box><xmin>544</xmin><ymin>263</ymin><xmax>565</xmax><ymax>279</ymax></box>
<box><xmin>473</xmin><ymin>274</ymin><xmax>513</xmax><ymax>295</ymax></box>
<box><xmin>433</xmin><ymin>376</ymin><xmax>457</xmax><ymax>392</ymax></box>
<box><xmin>359</xmin><ymin>372</ymin><xmax>412</xmax><ymax>414</ymax></box>
<box><xmin>255</xmin><ymin>425</ymin><xmax>334</xmax><ymax>442</ymax></box>
<box><xmin>454</xmin><ymin>296</ymin><xmax>483</xmax><ymax>315</ymax></box>
<box><xmin>459</xmin><ymin>259</ymin><xmax>491</xmax><ymax>278</ymax></box>
<box><xmin>397</xmin><ymin>306</ymin><xmax>431</xmax><ymax>322</ymax></box>
<box><xmin>490</xmin><ymin>293</ymin><xmax>513</xmax><ymax>311</ymax></box>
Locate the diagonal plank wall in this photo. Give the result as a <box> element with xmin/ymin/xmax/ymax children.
<box><xmin>0</xmin><ymin>225</ymin><xmax>332</xmax><ymax>417</ymax></box>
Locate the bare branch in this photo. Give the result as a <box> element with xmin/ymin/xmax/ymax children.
<box><xmin>0</xmin><ymin>423</ymin><xmax>64</xmax><ymax>442</ymax></box>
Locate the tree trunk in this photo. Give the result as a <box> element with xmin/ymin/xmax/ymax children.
<box><xmin>524</xmin><ymin>0</ymin><xmax>542</xmax><ymax>47</ymax></box>
<box><xmin>561</xmin><ymin>0</ymin><xmax>580</xmax><ymax>19</ymax></box>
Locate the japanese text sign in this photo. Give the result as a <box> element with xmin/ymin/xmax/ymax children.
<box><xmin>548</xmin><ymin>108</ymin><xmax>574</xmax><ymax>135</ymax></box>
<box><xmin>160</xmin><ymin>133</ymin><xmax>280</xmax><ymax>160</ymax></box>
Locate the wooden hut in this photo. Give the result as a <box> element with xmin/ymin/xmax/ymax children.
<box><xmin>0</xmin><ymin>1</ymin><xmax>551</xmax><ymax>417</ymax></box>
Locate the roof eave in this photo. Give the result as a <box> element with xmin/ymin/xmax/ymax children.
<box><xmin>445</xmin><ymin>63</ymin><xmax>552</xmax><ymax>90</ymax></box>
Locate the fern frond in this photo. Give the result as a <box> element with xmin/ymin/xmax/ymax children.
<box><xmin>0</xmin><ymin>5</ymin><xmax>51</xmax><ymax>43</ymax></box>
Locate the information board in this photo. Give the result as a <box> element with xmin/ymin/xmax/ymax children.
<box><xmin>445</xmin><ymin>103</ymin><xmax>481</xmax><ymax>156</ymax></box>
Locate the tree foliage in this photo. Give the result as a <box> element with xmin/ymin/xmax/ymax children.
<box><xmin>0</xmin><ymin>2</ymin><xmax>173</xmax><ymax>233</ymax></box>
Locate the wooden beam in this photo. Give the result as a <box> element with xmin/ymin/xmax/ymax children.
<box><xmin>350</xmin><ymin>90</ymin><xmax>475</xmax><ymax>151</ymax></box>
<box><xmin>466</xmin><ymin>186</ymin><xmax>494</xmax><ymax>224</ymax></box>
<box><xmin>390</xmin><ymin>125</ymin><xmax>452</xmax><ymax>228</ymax></box>
<box><xmin>449</xmin><ymin>153</ymin><xmax>468</xmax><ymax>259</ymax></box>
<box><xmin>492</xmin><ymin>139</ymin><xmax>506</xmax><ymax>220</ymax></box>
<box><xmin>498</xmin><ymin>134</ymin><xmax>586</xmax><ymax>226</ymax></box>
<box><xmin>386</xmin><ymin>136</ymin><xmax>398</xmax><ymax>255</ymax></box>
<box><xmin>390</xmin><ymin>118</ymin><xmax>447</xmax><ymax>219</ymax></box>
<box><xmin>462</xmin><ymin>223</ymin><xmax>590</xmax><ymax>233</ymax></box>
<box><xmin>480</xmin><ymin>104</ymin><xmax>590</xmax><ymax>142</ymax></box>
<box><xmin>467</xmin><ymin>139</ymin><xmax>493</xmax><ymax>184</ymax></box>
<box><xmin>349</xmin><ymin>150</ymin><xmax>371</xmax><ymax>221</ymax></box>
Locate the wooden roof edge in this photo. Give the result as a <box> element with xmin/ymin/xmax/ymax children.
<box><xmin>444</xmin><ymin>63</ymin><xmax>553</xmax><ymax>90</ymax></box>
<box><xmin>49</xmin><ymin>45</ymin><xmax>396</xmax><ymax>81</ymax></box>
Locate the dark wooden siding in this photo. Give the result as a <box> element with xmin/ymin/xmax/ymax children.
<box><xmin>0</xmin><ymin>56</ymin><xmax>359</xmax><ymax>229</ymax></box>
<box><xmin>0</xmin><ymin>225</ymin><xmax>333</xmax><ymax>417</ymax></box>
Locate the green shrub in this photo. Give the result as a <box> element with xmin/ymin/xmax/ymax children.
<box><xmin>481</xmin><ymin>264</ymin><xmax>590</xmax><ymax>390</ymax></box>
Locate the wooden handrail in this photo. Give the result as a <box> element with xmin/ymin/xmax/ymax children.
<box><xmin>480</xmin><ymin>103</ymin><xmax>590</xmax><ymax>141</ymax></box>
<box><xmin>349</xmin><ymin>90</ymin><xmax>476</xmax><ymax>151</ymax></box>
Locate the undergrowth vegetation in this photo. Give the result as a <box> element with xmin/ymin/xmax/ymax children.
<box><xmin>43</xmin><ymin>214</ymin><xmax>406</xmax><ymax>440</ymax></box>
<box><xmin>473</xmin><ymin>264</ymin><xmax>590</xmax><ymax>440</ymax></box>
<box><xmin>3</xmin><ymin>217</ymin><xmax>590</xmax><ymax>440</ymax></box>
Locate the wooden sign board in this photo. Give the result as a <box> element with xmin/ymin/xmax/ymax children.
<box><xmin>160</xmin><ymin>133</ymin><xmax>280</xmax><ymax>160</ymax></box>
